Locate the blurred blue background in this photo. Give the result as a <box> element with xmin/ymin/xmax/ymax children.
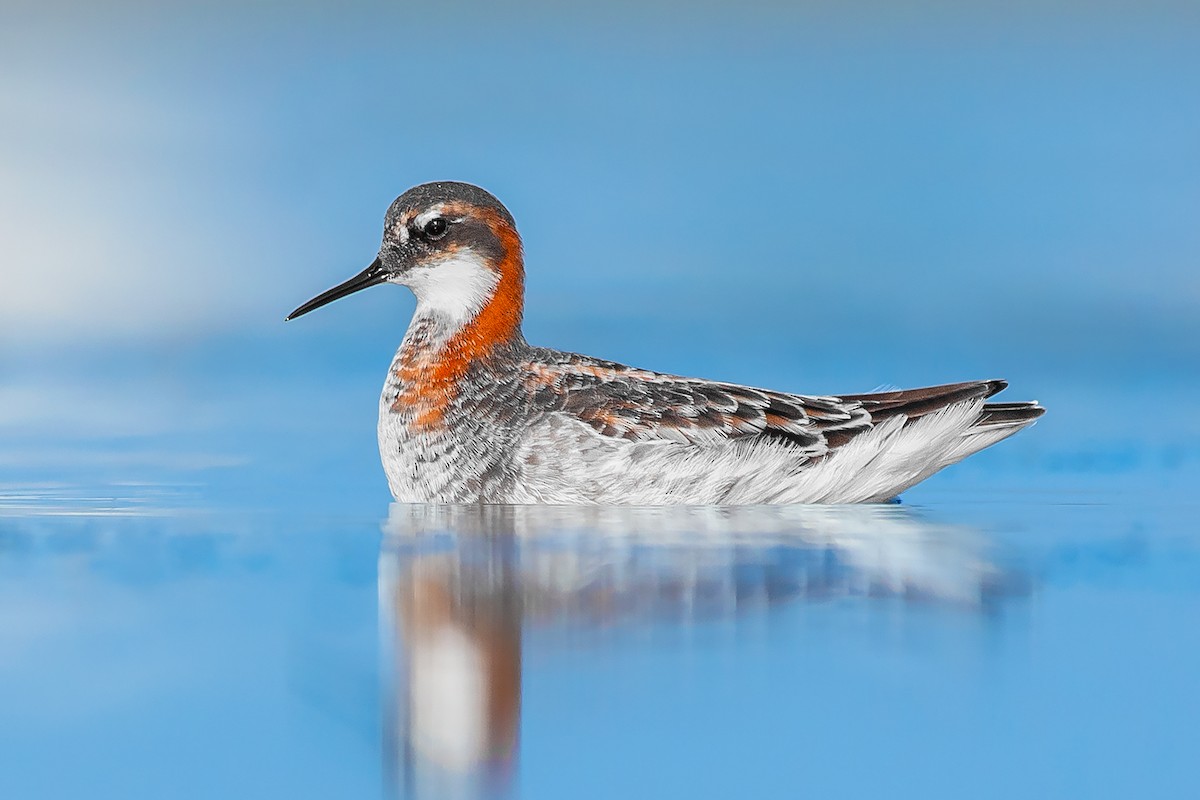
<box><xmin>3</xmin><ymin>0</ymin><xmax>1198</xmax><ymax>510</ymax></box>
<box><xmin>2</xmin><ymin>3</ymin><xmax>1199</xmax><ymax>798</ymax></box>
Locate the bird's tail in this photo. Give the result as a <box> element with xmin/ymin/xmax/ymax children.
<box><xmin>831</xmin><ymin>380</ymin><xmax>1045</xmax><ymax>501</ymax></box>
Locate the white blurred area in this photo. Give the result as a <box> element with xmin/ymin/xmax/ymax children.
<box><xmin>0</xmin><ymin>39</ymin><xmax>269</xmax><ymax>343</ymax></box>
<box><xmin>384</xmin><ymin>503</ymin><xmax>1007</xmax><ymax>612</ymax></box>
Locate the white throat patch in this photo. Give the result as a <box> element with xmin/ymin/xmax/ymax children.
<box><xmin>395</xmin><ymin>248</ymin><xmax>499</xmax><ymax>330</ymax></box>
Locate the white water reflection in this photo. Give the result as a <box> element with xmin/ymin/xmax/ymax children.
<box><xmin>379</xmin><ymin>504</ymin><xmax>1016</xmax><ymax>798</ymax></box>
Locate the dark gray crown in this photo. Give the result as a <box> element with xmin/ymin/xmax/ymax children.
<box><xmin>386</xmin><ymin>181</ymin><xmax>514</xmax><ymax>228</ymax></box>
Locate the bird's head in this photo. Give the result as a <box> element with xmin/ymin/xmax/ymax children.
<box><xmin>287</xmin><ymin>182</ymin><xmax>524</xmax><ymax>334</ymax></box>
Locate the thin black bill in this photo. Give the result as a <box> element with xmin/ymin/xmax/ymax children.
<box><xmin>285</xmin><ymin>257</ymin><xmax>387</xmax><ymax>321</ymax></box>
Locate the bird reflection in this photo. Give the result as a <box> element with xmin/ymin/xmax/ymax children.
<box><xmin>380</xmin><ymin>512</ymin><xmax>521</xmax><ymax>799</ymax></box>
<box><xmin>379</xmin><ymin>504</ymin><xmax>1015</xmax><ymax>799</ymax></box>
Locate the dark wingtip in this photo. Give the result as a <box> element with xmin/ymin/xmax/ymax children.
<box><xmin>833</xmin><ymin>379</ymin><xmax>1034</xmax><ymax>425</ymax></box>
<box><xmin>982</xmin><ymin>379</ymin><xmax>1009</xmax><ymax>399</ymax></box>
<box><xmin>978</xmin><ymin>401</ymin><xmax>1046</xmax><ymax>425</ymax></box>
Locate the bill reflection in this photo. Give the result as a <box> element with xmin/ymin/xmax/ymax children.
<box><xmin>379</xmin><ymin>504</ymin><xmax>1017</xmax><ymax>798</ymax></box>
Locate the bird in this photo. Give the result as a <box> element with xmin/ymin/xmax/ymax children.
<box><xmin>287</xmin><ymin>181</ymin><xmax>1044</xmax><ymax>504</ymax></box>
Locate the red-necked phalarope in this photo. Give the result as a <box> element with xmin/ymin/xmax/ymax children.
<box><xmin>287</xmin><ymin>181</ymin><xmax>1044</xmax><ymax>503</ymax></box>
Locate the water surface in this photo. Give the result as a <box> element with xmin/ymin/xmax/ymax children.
<box><xmin>2</xmin><ymin>476</ymin><xmax>1196</xmax><ymax>799</ymax></box>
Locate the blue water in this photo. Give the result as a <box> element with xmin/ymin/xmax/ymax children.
<box><xmin>3</xmin><ymin>3</ymin><xmax>1200</xmax><ymax>798</ymax></box>
<box><xmin>2</xmin><ymin>468</ymin><xmax>1198</xmax><ymax>799</ymax></box>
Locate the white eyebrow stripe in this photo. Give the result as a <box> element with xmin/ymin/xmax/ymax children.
<box><xmin>414</xmin><ymin>205</ymin><xmax>448</xmax><ymax>229</ymax></box>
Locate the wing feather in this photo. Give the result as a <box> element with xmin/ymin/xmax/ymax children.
<box><xmin>513</xmin><ymin>350</ymin><xmax>1042</xmax><ymax>484</ymax></box>
<box><xmin>522</xmin><ymin>351</ymin><xmax>872</xmax><ymax>455</ymax></box>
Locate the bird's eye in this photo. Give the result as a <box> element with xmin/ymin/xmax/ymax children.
<box><xmin>423</xmin><ymin>217</ymin><xmax>448</xmax><ymax>240</ymax></box>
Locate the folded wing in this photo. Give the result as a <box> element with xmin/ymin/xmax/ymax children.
<box><xmin>523</xmin><ymin>351</ymin><xmax>1042</xmax><ymax>459</ymax></box>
